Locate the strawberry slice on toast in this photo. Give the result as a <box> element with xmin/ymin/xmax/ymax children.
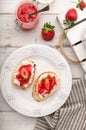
<box><xmin>32</xmin><ymin>72</ymin><xmax>60</xmax><ymax>102</ymax></box>
<box><xmin>12</xmin><ymin>59</ymin><xmax>36</xmax><ymax>89</ymax></box>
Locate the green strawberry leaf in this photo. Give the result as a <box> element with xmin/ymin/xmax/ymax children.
<box><xmin>78</xmin><ymin>0</ymin><xmax>82</xmax><ymax>2</ymax></box>
<box><xmin>43</xmin><ymin>22</ymin><xmax>55</xmax><ymax>32</ymax></box>
<box><xmin>63</xmin><ymin>20</ymin><xmax>67</xmax><ymax>24</ymax></box>
<box><xmin>76</xmin><ymin>3</ymin><xmax>80</xmax><ymax>8</ymax></box>
<box><xmin>63</xmin><ymin>20</ymin><xmax>75</xmax><ymax>27</ymax></box>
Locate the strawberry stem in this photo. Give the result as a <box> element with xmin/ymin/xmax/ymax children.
<box><xmin>63</xmin><ymin>20</ymin><xmax>75</xmax><ymax>27</ymax></box>
<box><xmin>43</xmin><ymin>22</ymin><xmax>55</xmax><ymax>33</ymax></box>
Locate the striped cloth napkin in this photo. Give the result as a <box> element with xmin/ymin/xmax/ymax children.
<box><xmin>34</xmin><ymin>77</ymin><xmax>86</xmax><ymax>130</ymax></box>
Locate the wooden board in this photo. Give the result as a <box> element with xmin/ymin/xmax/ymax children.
<box><xmin>56</xmin><ymin>2</ymin><xmax>86</xmax><ymax>72</ymax></box>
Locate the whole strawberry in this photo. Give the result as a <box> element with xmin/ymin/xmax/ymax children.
<box><xmin>76</xmin><ymin>0</ymin><xmax>86</xmax><ymax>10</ymax></box>
<box><xmin>63</xmin><ymin>8</ymin><xmax>78</xmax><ymax>27</ymax></box>
<box><xmin>41</xmin><ymin>22</ymin><xmax>55</xmax><ymax>41</ymax></box>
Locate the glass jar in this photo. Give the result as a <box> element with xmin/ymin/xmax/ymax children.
<box><xmin>16</xmin><ymin>1</ymin><xmax>40</xmax><ymax>30</ymax></box>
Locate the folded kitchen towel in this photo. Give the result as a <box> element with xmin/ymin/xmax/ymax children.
<box><xmin>34</xmin><ymin>77</ymin><xmax>86</xmax><ymax>130</ymax></box>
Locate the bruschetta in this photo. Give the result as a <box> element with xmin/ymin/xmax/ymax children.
<box><xmin>12</xmin><ymin>59</ymin><xmax>36</xmax><ymax>89</ymax></box>
<box><xmin>32</xmin><ymin>72</ymin><xmax>60</xmax><ymax>101</ymax></box>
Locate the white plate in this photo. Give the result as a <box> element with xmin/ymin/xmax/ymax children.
<box><xmin>37</xmin><ymin>0</ymin><xmax>54</xmax><ymax>4</ymax></box>
<box><xmin>0</xmin><ymin>44</ymin><xmax>72</xmax><ymax>117</ymax></box>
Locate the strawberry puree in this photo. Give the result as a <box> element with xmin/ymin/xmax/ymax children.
<box><xmin>38</xmin><ymin>75</ymin><xmax>56</xmax><ymax>95</ymax></box>
<box><xmin>16</xmin><ymin>3</ymin><xmax>39</xmax><ymax>29</ymax></box>
<box><xmin>17</xmin><ymin>3</ymin><xmax>37</xmax><ymax>23</ymax></box>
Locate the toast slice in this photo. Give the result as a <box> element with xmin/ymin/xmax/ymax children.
<box><xmin>12</xmin><ymin>59</ymin><xmax>36</xmax><ymax>89</ymax></box>
<box><xmin>32</xmin><ymin>72</ymin><xmax>60</xmax><ymax>102</ymax></box>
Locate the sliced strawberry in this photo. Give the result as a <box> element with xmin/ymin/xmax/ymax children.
<box><xmin>38</xmin><ymin>81</ymin><xmax>44</xmax><ymax>94</ymax></box>
<box><xmin>15</xmin><ymin>64</ymin><xmax>33</xmax><ymax>87</ymax></box>
<box><xmin>44</xmin><ymin>78</ymin><xmax>50</xmax><ymax>91</ymax></box>
<box><xmin>38</xmin><ymin>75</ymin><xmax>57</xmax><ymax>94</ymax></box>
<box><xmin>26</xmin><ymin>64</ymin><xmax>32</xmax><ymax>72</ymax></box>
<box><xmin>47</xmin><ymin>74</ymin><xmax>52</xmax><ymax>79</ymax></box>
<box><xmin>51</xmin><ymin>76</ymin><xmax>56</xmax><ymax>87</ymax></box>
<box><xmin>20</xmin><ymin>67</ymin><xmax>29</xmax><ymax>79</ymax></box>
<box><xmin>16</xmin><ymin>74</ymin><xmax>22</xmax><ymax>82</ymax></box>
<box><xmin>19</xmin><ymin>65</ymin><xmax>31</xmax><ymax>79</ymax></box>
<box><xmin>20</xmin><ymin>78</ymin><xmax>28</xmax><ymax>86</ymax></box>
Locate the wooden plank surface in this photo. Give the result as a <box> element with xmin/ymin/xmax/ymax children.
<box><xmin>0</xmin><ymin>0</ymin><xmax>85</xmax><ymax>130</ymax></box>
<box><xmin>0</xmin><ymin>14</ymin><xmax>63</xmax><ymax>47</ymax></box>
<box><xmin>0</xmin><ymin>112</ymin><xmax>37</xmax><ymax>130</ymax></box>
<box><xmin>0</xmin><ymin>0</ymin><xmax>73</xmax><ymax>14</ymax></box>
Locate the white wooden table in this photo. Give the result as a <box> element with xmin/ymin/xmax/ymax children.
<box><xmin>0</xmin><ymin>0</ymin><xmax>85</xmax><ymax>130</ymax></box>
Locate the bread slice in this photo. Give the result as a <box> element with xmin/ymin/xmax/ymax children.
<box><xmin>32</xmin><ymin>72</ymin><xmax>60</xmax><ymax>102</ymax></box>
<box><xmin>12</xmin><ymin>59</ymin><xmax>36</xmax><ymax>89</ymax></box>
